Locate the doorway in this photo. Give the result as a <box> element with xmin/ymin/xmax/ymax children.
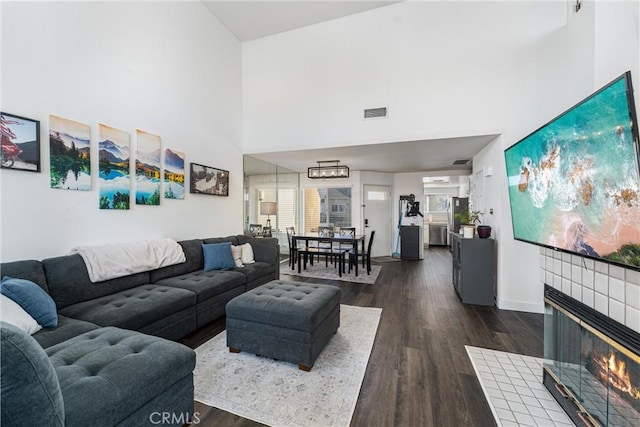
<box><xmin>363</xmin><ymin>184</ymin><xmax>391</xmax><ymax>257</ymax></box>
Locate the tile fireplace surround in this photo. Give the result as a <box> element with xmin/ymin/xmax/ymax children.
<box><xmin>539</xmin><ymin>248</ymin><xmax>640</xmax><ymax>334</ymax></box>
<box><xmin>540</xmin><ymin>249</ymin><xmax>640</xmax><ymax>425</ymax></box>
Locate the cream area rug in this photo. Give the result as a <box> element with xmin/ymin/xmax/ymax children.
<box><xmin>194</xmin><ymin>305</ymin><xmax>382</xmax><ymax>427</ymax></box>
<box><xmin>281</xmin><ymin>262</ymin><xmax>381</xmax><ymax>285</ymax></box>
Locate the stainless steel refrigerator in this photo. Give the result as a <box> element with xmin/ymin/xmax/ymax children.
<box><xmin>449</xmin><ymin>197</ymin><xmax>469</xmax><ymax>236</ymax></box>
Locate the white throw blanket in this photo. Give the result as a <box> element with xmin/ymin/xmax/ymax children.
<box><xmin>70</xmin><ymin>238</ymin><xmax>186</xmax><ymax>282</ymax></box>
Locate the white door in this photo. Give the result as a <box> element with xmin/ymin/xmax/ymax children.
<box><xmin>363</xmin><ymin>185</ymin><xmax>392</xmax><ymax>257</ymax></box>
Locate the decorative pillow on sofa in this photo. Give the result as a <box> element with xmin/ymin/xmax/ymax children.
<box><xmin>0</xmin><ymin>276</ymin><xmax>58</xmax><ymax>327</ymax></box>
<box><xmin>240</xmin><ymin>243</ymin><xmax>255</xmax><ymax>264</ymax></box>
<box><xmin>231</xmin><ymin>245</ymin><xmax>244</xmax><ymax>268</ymax></box>
<box><xmin>203</xmin><ymin>242</ymin><xmax>236</xmax><ymax>271</ymax></box>
<box><xmin>0</xmin><ymin>295</ymin><xmax>42</xmax><ymax>335</ymax></box>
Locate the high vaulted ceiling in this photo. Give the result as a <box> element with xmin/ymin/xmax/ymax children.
<box><xmin>202</xmin><ymin>1</ymin><xmax>402</xmax><ymax>41</ymax></box>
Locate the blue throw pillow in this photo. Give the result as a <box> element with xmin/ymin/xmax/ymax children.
<box><xmin>202</xmin><ymin>242</ymin><xmax>236</xmax><ymax>271</ymax></box>
<box><xmin>0</xmin><ymin>276</ymin><xmax>58</xmax><ymax>328</ymax></box>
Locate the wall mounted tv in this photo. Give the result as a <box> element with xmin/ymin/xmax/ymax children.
<box><xmin>504</xmin><ymin>71</ymin><xmax>640</xmax><ymax>270</ymax></box>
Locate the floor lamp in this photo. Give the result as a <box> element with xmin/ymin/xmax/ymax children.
<box><xmin>260</xmin><ymin>201</ymin><xmax>277</xmax><ymax>231</ymax></box>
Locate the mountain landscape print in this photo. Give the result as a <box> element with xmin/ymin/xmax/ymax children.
<box><xmin>98</xmin><ymin>124</ymin><xmax>130</xmax><ymax>210</ymax></box>
<box><xmin>49</xmin><ymin>115</ymin><xmax>91</xmax><ymax>190</ymax></box>
<box><xmin>135</xmin><ymin>130</ymin><xmax>161</xmax><ymax>205</ymax></box>
<box><xmin>164</xmin><ymin>148</ymin><xmax>185</xmax><ymax>200</ymax></box>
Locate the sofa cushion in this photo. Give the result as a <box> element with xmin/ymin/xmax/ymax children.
<box><xmin>236</xmin><ymin>236</ymin><xmax>279</xmax><ymax>264</ymax></box>
<box><xmin>1</xmin><ymin>276</ymin><xmax>58</xmax><ymax>327</ymax></box>
<box><xmin>154</xmin><ymin>269</ymin><xmax>246</xmax><ymax>303</ymax></box>
<box><xmin>33</xmin><ymin>315</ymin><xmax>100</xmax><ymax>349</ymax></box>
<box><xmin>58</xmin><ymin>285</ymin><xmax>196</xmax><ymax>331</ymax></box>
<box><xmin>149</xmin><ymin>239</ymin><xmax>204</xmax><ymax>283</ymax></box>
<box><xmin>1</xmin><ymin>322</ymin><xmax>65</xmax><ymax>426</ymax></box>
<box><xmin>235</xmin><ymin>262</ymin><xmax>276</xmax><ymax>284</ymax></box>
<box><xmin>203</xmin><ymin>242</ymin><xmax>235</xmax><ymax>271</ymax></box>
<box><xmin>45</xmin><ymin>327</ymin><xmax>195</xmax><ymax>427</ymax></box>
<box><xmin>42</xmin><ymin>254</ymin><xmax>152</xmax><ymax>309</ymax></box>
<box><xmin>0</xmin><ymin>259</ymin><xmax>49</xmax><ymax>292</ymax></box>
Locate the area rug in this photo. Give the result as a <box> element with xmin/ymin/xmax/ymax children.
<box><xmin>281</xmin><ymin>263</ymin><xmax>381</xmax><ymax>285</ymax></box>
<box><xmin>465</xmin><ymin>346</ymin><xmax>573</xmax><ymax>426</ymax></box>
<box><xmin>194</xmin><ymin>305</ymin><xmax>382</xmax><ymax>427</ymax></box>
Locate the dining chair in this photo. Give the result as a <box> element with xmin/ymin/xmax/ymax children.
<box><xmin>349</xmin><ymin>230</ymin><xmax>375</xmax><ymax>275</ymax></box>
<box><xmin>315</xmin><ymin>225</ymin><xmax>334</xmax><ymax>256</ymax></box>
<box><xmin>297</xmin><ymin>244</ymin><xmax>347</xmax><ymax>277</ymax></box>
<box><xmin>337</xmin><ymin>227</ymin><xmax>356</xmax><ymax>251</ymax></box>
<box><xmin>285</xmin><ymin>227</ymin><xmax>299</xmax><ymax>268</ymax></box>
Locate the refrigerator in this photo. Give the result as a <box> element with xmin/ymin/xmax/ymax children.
<box><xmin>449</xmin><ymin>197</ymin><xmax>469</xmax><ymax>237</ymax></box>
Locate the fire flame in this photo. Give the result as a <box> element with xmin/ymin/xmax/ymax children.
<box><xmin>596</xmin><ymin>352</ymin><xmax>640</xmax><ymax>400</ymax></box>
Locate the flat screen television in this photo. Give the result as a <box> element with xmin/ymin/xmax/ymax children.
<box><xmin>504</xmin><ymin>71</ymin><xmax>640</xmax><ymax>270</ymax></box>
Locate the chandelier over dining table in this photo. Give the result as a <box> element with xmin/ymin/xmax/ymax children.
<box><xmin>307</xmin><ymin>160</ymin><xmax>350</xmax><ymax>179</ymax></box>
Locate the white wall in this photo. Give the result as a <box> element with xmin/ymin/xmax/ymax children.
<box><xmin>242</xmin><ymin>2</ymin><xmax>567</xmax><ymax>153</ymax></box>
<box><xmin>242</xmin><ymin>1</ymin><xmax>568</xmax><ymax>311</ymax></box>
<box><xmin>0</xmin><ymin>2</ymin><xmax>243</xmax><ymax>261</ymax></box>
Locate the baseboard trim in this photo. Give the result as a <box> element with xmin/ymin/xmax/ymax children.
<box><xmin>496</xmin><ymin>298</ymin><xmax>544</xmax><ymax>314</ymax></box>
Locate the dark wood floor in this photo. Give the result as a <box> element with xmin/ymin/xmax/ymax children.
<box><xmin>180</xmin><ymin>246</ymin><xmax>544</xmax><ymax>427</ymax></box>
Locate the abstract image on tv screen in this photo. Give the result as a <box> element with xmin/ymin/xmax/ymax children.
<box><xmin>505</xmin><ymin>72</ymin><xmax>640</xmax><ymax>269</ymax></box>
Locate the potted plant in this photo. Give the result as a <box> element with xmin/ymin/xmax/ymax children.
<box><xmin>454</xmin><ymin>209</ymin><xmax>483</xmax><ymax>238</ymax></box>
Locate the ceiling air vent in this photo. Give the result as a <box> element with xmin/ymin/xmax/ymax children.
<box><xmin>452</xmin><ymin>159</ymin><xmax>471</xmax><ymax>165</ymax></box>
<box><xmin>364</xmin><ymin>107</ymin><xmax>388</xmax><ymax>119</ymax></box>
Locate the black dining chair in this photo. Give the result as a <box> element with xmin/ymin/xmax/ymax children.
<box><xmin>297</xmin><ymin>244</ymin><xmax>347</xmax><ymax>277</ymax></box>
<box><xmin>308</xmin><ymin>225</ymin><xmax>333</xmax><ymax>263</ymax></box>
<box><xmin>337</xmin><ymin>227</ymin><xmax>356</xmax><ymax>252</ymax></box>
<box><xmin>349</xmin><ymin>230</ymin><xmax>375</xmax><ymax>275</ymax></box>
<box><xmin>286</xmin><ymin>226</ymin><xmax>300</xmax><ymax>268</ymax></box>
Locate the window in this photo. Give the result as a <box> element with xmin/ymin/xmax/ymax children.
<box><xmin>367</xmin><ymin>191</ymin><xmax>387</xmax><ymax>201</ymax></box>
<box><xmin>425</xmin><ymin>194</ymin><xmax>450</xmax><ymax>213</ymax></box>
<box><xmin>304</xmin><ymin>187</ymin><xmax>352</xmax><ymax>232</ymax></box>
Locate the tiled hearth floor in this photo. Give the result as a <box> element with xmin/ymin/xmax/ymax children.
<box><xmin>466</xmin><ymin>346</ymin><xmax>575</xmax><ymax>427</ymax></box>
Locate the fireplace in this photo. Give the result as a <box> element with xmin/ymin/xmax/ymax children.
<box><xmin>544</xmin><ymin>285</ymin><xmax>640</xmax><ymax>426</ymax></box>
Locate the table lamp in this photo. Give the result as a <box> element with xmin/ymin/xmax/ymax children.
<box><xmin>260</xmin><ymin>201</ymin><xmax>277</xmax><ymax>229</ymax></box>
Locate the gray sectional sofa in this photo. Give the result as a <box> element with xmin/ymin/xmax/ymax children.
<box><xmin>0</xmin><ymin>235</ymin><xmax>280</xmax><ymax>427</ymax></box>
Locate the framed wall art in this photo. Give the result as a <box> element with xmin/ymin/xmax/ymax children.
<box><xmin>135</xmin><ymin>129</ymin><xmax>161</xmax><ymax>205</ymax></box>
<box><xmin>98</xmin><ymin>124</ymin><xmax>131</xmax><ymax>210</ymax></box>
<box><xmin>1</xmin><ymin>112</ymin><xmax>41</xmax><ymax>172</ymax></box>
<box><xmin>190</xmin><ymin>162</ymin><xmax>228</xmax><ymax>196</ymax></box>
<box><xmin>49</xmin><ymin>114</ymin><xmax>91</xmax><ymax>190</ymax></box>
<box><xmin>164</xmin><ymin>148</ymin><xmax>185</xmax><ymax>200</ymax></box>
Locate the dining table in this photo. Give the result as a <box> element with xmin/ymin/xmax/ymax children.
<box><xmin>291</xmin><ymin>232</ymin><xmax>366</xmax><ymax>276</ymax></box>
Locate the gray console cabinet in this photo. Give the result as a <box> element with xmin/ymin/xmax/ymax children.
<box><xmin>451</xmin><ymin>233</ymin><xmax>495</xmax><ymax>306</ymax></box>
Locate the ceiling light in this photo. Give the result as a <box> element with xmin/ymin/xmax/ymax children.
<box><xmin>308</xmin><ymin>160</ymin><xmax>350</xmax><ymax>179</ymax></box>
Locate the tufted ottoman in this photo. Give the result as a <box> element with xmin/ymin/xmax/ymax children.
<box><xmin>225</xmin><ymin>280</ymin><xmax>341</xmax><ymax>371</ymax></box>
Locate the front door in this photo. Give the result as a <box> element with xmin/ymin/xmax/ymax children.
<box><xmin>363</xmin><ymin>184</ymin><xmax>392</xmax><ymax>257</ymax></box>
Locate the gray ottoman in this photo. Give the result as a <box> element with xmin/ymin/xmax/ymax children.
<box><xmin>226</xmin><ymin>280</ymin><xmax>341</xmax><ymax>371</ymax></box>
